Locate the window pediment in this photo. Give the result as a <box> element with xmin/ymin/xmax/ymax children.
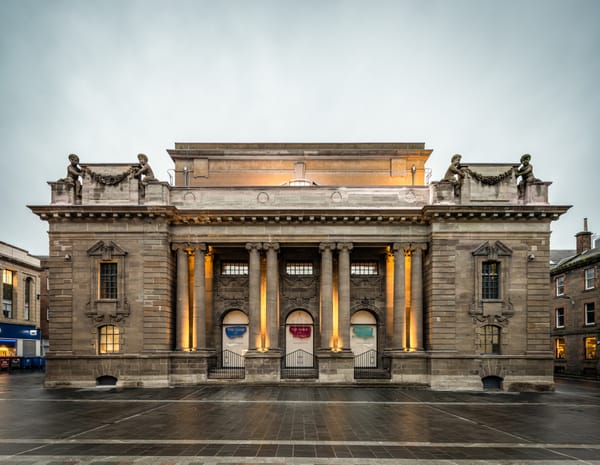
<box><xmin>472</xmin><ymin>241</ymin><xmax>512</xmax><ymax>259</ymax></box>
<box><xmin>87</xmin><ymin>241</ymin><xmax>127</xmax><ymax>260</ymax></box>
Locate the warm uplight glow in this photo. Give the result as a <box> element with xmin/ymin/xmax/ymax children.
<box><xmin>259</xmin><ymin>258</ymin><xmax>268</xmax><ymax>351</ymax></box>
<box><xmin>332</xmin><ymin>279</ymin><xmax>340</xmax><ymax>350</ymax></box>
<box><xmin>386</xmin><ymin>248</ymin><xmax>394</xmax><ymax>339</ymax></box>
<box><xmin>188</xmin><ymin>251</ymin><xmax>196</xmax><ymax>350</ymax></box>
<box><xmin>405</xmin><ymin>250</ymin><xmax>412</xmax><ymax>350</ymax></box>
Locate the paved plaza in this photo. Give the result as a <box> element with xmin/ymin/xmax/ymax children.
<box><xmin>0</xmin><ymin>372</ymin><xmax>599</xmax><ymax>465</ymax></box>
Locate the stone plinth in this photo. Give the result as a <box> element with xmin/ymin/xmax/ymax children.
<box><xmin>244</xmin><ymin>349</ymin><xmax>281</xmax><ymax>382</ymax></box>
<box><xmin>521</xmin><ymin>181</ymin><xmax>551</xmax><ymax>205</ymax></box>
<box><xmin>431</xmin><ymin>181</ymin><xmax>457</xmax><ymax>204</ymax></box>
<box><xmin>143</xmin><ymin>181</ymin><xmax>170</xmax><ymax>205</ymax></box>
<box><xmin>169</xmin><ymin>350</ymin><xmax>215</xmax><ymax>385</ymax></box>
<box><xmin>317</xmin><ymin>349</ymin><xmax>354</xmax><ymax>383</ymax></box>
<box><xmin>428</xmin><ymin>353</ymin><xmax>555</xmax><ymax>391</ymax></box>
<box><xmin>49</xmin><ymin>181</ymin><xmax>77</xmax><ymax>205</ymax></box>
<box><xmin>385</xmin><ymin>350</ymin><xmax>430</xmax><ymax>386</ymax></box>
<box><xmin>44</xmin><ymin>353</ymin><xmax>170</xmax><ymax>388</ymax></box>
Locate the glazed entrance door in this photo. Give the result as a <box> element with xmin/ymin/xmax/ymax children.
<box><xmin>222</xmin><ymin>310</ymin><xmax>249</xmax><ymax>367</ymax></box>
<box><xmin>285</xmin><ymin>310</ymin><xmax>314</xmax><ymax>367</ymax></box>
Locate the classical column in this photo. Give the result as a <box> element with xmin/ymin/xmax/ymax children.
<box><xmin>410</xmin><ymin>245</ymin><xmax>424</xmax><ymax>351</ymax></box>
<box><xmin>337</xmin><ymin>242</ymin><xmax>353</xmax><ymax>350</ymax></box>
<box><xmin>174</xmin><ymin>245</ymin><xmax>190</xmax><ymax>351</ymax></box>
<box><xmin>193</xmin><ymin>244</ymin><xmax>207</xmax><ymax>350</ymax></box>
<box><xmin>246</xmin><ymin>243</ymin><xmax>262</xmax><ymax>350</ymax></box>
<box><xmin>392</xmin><ymin>243</ymin><xmax>406</xmax><ymax>350</ymax></box>
<box><xmin>264</xmin><ymin>242</ymin><xmax>280</xmax><ymax>350</ymax></box>
<box><xmin>319</xmin><ymin>243</ymin><xmax>335</xmax><ymax>350</ymax></box>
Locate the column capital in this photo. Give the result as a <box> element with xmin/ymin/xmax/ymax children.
<box><xmin>337</xmin><ymin>242</ymin><xmax>353</xmax><ymax>252</ymax></box>
<box><xmin>319</xmin><ymin>242</ymin><xmax>336</xmax><ymax>252</ymax></box>
<box><xmin>245</xmin><ymin>242</ymin><xmax>262</xmax><ymax>251</ymax></box>
<box><xmin>392</xmin><ymin>243</ymin><xmax>409</xmax><ymax>254</ymax></box>
<box><xmin>262</xmin><ymin>242</ymin><xmax>280</xmax><ymax>252</ymax></box>
<box><xmin>171</xmin><ymin>242</ymin><xmax>192</xmax><ymax>253</ymax></box>
<box><xmin>190</xmin><ymin>243</ymin><xmax>207</xmax><ymax>252</ymax></box>
<box><xmin>409</xmin><ymin>243</ymin><xmax>428</xmax><ymax>252</ymax></box>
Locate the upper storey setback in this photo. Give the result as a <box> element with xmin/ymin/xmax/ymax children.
<box><xmin>167</xmin><ymin>142</ymin><xmax>432</xmax><ymax>187</ymax></box>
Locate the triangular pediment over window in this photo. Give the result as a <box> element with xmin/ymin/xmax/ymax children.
<box><xmin>87</xmin><ymin>241</ymin><xmax>127</xmax><ymax>260</ymax></box>
<box><xmin>472</xmin><ymin>241</ymin><xmax>512</xmax><ymax>258</ymax></box>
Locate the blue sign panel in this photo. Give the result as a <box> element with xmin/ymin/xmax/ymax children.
<box><xmin>0</xmin><ymin>323</ymin><xmax>40</xmax><ymax>340</ymax></box>
<box><xmin>225</xmin><ymin>325</ymin><xmax>247</xmax><ymax>339</ymax></box>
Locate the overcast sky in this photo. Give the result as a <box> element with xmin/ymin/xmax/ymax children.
<box><xmin>1</xmin><ymin>0</ymin><xmax>599</xmax><ymax>255</ymax></box>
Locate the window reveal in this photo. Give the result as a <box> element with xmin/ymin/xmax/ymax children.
<box><xmin>24</xmin><ymin>277</ymin><xmax>32</xmax><ymax>320</ymax></box>
<box><xmin>2</xmin><ymin>269</ymin><xmax>15</xmax><ymax>319</ymax></box>
<box><xmin>585</xmin><ymin>268</ymin><xmax>595</xmax><ymax>290</ymax></box>
<box><xmin>556</xmin><ymin>275</ymin><xmax>565</xmax><ymax>296</ymax></box>
<box><xmin>99</xmin><ymin>263</ymin><xmax>118</xmax><ymax>299</ymax></box>
<box><xmin>98</xmin><ymin>325</ymin><xmax>120</xmax><ymax>354</ymax></box>
<box><xmin>554</xmin><ymin>338</ymin><xmax>566</xmax><ymax>359</ymax></box>
<box><xmin>584</xmin><ymin>302</ymin><xmax>595</xmax><ymax>326</ymax></box>
<box><xmin>584</xmin><ymin>337</ymin><xmax>597</xmax><ymax>360</ymax></box>
<box><xmin>479</xmin><ymin>325</ymin><xmax>500</xmax><ymax>354</ymax></box>
<box><xmin>482</xmin><ymin>261</ymin><xmax>500</xmax><ymax>299</ymax></box>
<box><xmin>555</xmin><ymin>308</ymin><xmax>565</xmax><ymax>328</ymax></box>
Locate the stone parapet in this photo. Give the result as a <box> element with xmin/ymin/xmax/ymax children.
<box><xmin>170</xmin><ymin>186</ymin><xmax>429</xmax><ymax>211</ymax></box>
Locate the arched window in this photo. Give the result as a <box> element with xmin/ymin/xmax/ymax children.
<box><xmin>479</xmin><ymin>325</ymin><xmax>500</xmax><ymax>354</ymax></box>
<box><xmin>482</xmin><ymin>260</ymin><xmax>500</xmax><ymax>299</ymax></box>
<box><xmin>98</xmin><ymin>325</ymin><xmax>120</xmax><ymax>354</ymax></box>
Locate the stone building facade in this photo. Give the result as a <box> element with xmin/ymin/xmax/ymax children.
<box><xmin>30</xmin><ymin>143</ymin><xmax>569</xmax><ymax>390</ymax></box>
<box><xmin>0</xmin><ymin>242</ymin><xmax>43</xmax><ymax>359</ymax></box>
<box><xmin>550</xmin><ymin>219</ymin><xmax>599</xmax><ymax>378</ymax></box>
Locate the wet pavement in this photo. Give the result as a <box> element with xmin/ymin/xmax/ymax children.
<box><xmin>0</xmin><ymin>372</ymin><xmax>599</xmax><ymax>464</ymax></box>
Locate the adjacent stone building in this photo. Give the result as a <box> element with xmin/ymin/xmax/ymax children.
<box><xmin>550</xmin><ymin>219</ymin><xmax>599</xmax><ymax>378</ymax></box>
<box><xmin>0</xmin><ymin>242</ymin><xmax>43</xmax><ymax>360</ymax></box>
<box><xmin>30</xmin><ymin>143</ymin><xmax>569</xmax><ymax>390</ymax></box>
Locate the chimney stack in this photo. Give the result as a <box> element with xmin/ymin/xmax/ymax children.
<box><xmin>575</xmin><ymin>217</ymin><xmax>592</xmax><ymax>254</ymax></box>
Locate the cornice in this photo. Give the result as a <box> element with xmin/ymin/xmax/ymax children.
<box><xmin>423</xmin><ymin>205</ymin><xmax>570</xmax><ymax>222</ymax></box>
<box><xmin>28</xmin><ymin>205</ymin><xmax>176</xmax><ymax>221</ymax></box>
<box><xmin>169</xmin><ymin>211</ymin><xmax>427</xmax><ymax>226</ymax></box>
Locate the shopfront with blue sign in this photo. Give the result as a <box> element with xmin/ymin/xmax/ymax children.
<box><xmin>0</xmin><ymin>323</ymin><xmax>41</xmax><ymax>357</ymax></box>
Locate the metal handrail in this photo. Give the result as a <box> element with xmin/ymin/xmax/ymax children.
<box><xmin>208</xmin><ymin>349</ymin><xmax>245</xmax><ymax>379</ymax></box>
<box><xmin>281</xmin><ymin>349</ymin><xmax>318</xmax><ymax>379</ymax></box>
<box><xmin>354</xmin><ymin>350</ymin><xmax>390</xmax><ymax>379</ymax></box>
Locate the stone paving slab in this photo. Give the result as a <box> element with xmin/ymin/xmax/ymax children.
<box><xmin>1</xmin><ymin>373</ymin><xmax>599</xmax><ymax>465</ymax></box>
